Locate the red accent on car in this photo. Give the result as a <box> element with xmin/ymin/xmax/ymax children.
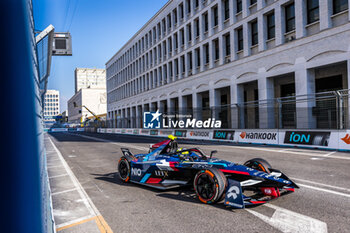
<box><xmin>146</xmin><ymin>178</ymin><xmax>162</xmax><ymax>184</ymax></box>
<box><xmin>151</xmin><ymin>139</ymin><xmax>171</xmax><ymax>149</ymax></box>
<box><xmin>169</xmin><ymin>161</ymin><xmax>179</xmax><ymax>171</ymax></box>
<box><xmin>219</xmin><ymin>169</ymin><xmax>250</xmax><ymax>175</ymax></box>
<box><xmin>260</xmin><ymin>187</ymin><xmax>280</xmax><ymax>198</ymax></box>
<box><xmin>250</xmin><ymin>200</ymin><xmax>266</xmax><ymax>204</ymax></box>
<box><xmin>285</xmin><ymin>188</ymin><xmax>295</xmax><ymax>192</ymax></box>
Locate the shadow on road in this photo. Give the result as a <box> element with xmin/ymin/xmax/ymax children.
<box><xmin>91</xmin><ymin>171</ymin><xmax>237</xmax><ymax>212</ymax></box>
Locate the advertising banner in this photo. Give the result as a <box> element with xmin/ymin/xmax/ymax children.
<box><xmin>236</xmin><ymin>130</ymin><xmax>279</xmax><ymax>144</ymax></box>
<box><xmin>106</xmin><ymin>128</ymin><xmax>113</xmax><ymax>133</ymax></box>
<box><xmin>159</xmin><ymin>130</ymin><xmax>174</xmax><ymax>136</ymax></box>
<box><xmin>76</xmin><ymin>128</ymin><xmax>84</xmax><ymax>132</ymax></box>
<box><xmin>188</xmin><ymin>130</ymin><xmax>211</xmax><ymax>139</ymax></box>
<box><xmin>51</xmin><ymin>128</ymin><xmax>68</xmax><ymax>132</ymax></box>
<box><xmin>174</xmin><ymin>130</ymin><xmax>187</xmax><ymax>138</ymax></box>
<box><xmin>140</xmin><ymin>129</ymin><xmax>150</xmax><ymax>135</ymax></box>
<box><xmin>337</xmin><ymin>130</ymin><xmax>350</xmax><ymax>150</ymax></box>
<box><xmin>212</xmin><ymin>130</ymin><xmax>235</xmax><ymax>140</ymax></box>
<box><xmin>284</xmin><ymin>131</ymin><xmax>330</xmax><ymax>147</ymax></box>
<box><xmin>150</xmin><ymin>130</ymin><xmax>159</xmax><ymax>136</ymax></box>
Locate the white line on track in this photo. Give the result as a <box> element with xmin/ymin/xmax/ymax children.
<box><xmin>49</xmin><ymin>173</ymin><xmax>69</xmax><ymax>179</ymax></box>
<box><xmin>48</xmin><ymin>136</ymin><xmax>102</xmax><ymax>228</ymax></box>
<box><xmin>216</xmin><ymin>145</ymin><xmax>350</xmax><ymax>160</ymax></box>
<box><xmin>51</xmin><ymin>188</ymin><xmax>77</xmax><ymax>196</ymax></box>
<box><xmin>297</xmin><ymin>183</ymin><xmax>350</xmax><ymax>198</ymax></box>
<box><xmin>291</xmin><ymin>177</ymin><xmax>350</xmax><ymax>193</ymax></box>
<box><xmin>55</xmin><ymin>215</ymin><xmax>95</xmax><ymax>229</ymax></box>
<box><xmin>247</xmin><ymin>203</ymin><xmax>328</xmax><ymax>233</ymax></box>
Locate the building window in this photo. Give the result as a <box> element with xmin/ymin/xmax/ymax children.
<box><xmin>250</xmin><ymin>0</ymin><xmax>257</xmax><ymax>5</ymax></box>
<box><xmin>204</xmin><ymin>43</ymin><xmax>209</xmax><ymax>64</ymax></box>
<box><xmin>237</xmin><ymin>27</ymin><xmax>243</xmax><ymax>51</ymax></box>
<box><xmin>180</xmin><ymin>28</ymin><xmax>185</xmax><ymax>46</ymax></box>
<box><xmin>214</xmin><ymin>39</ymin><xmax>219</xmax><ymax>61</ymax></box>
<box><xmin>174</xmin><ymin>33</ymin><xmax>178</xmax><ymax>49</ymax></box>
<box><xmin>213</xmin><ymin>5</ymin><xmax>219</xmax><ymax>26</ymax></box>
<box><xmin>237</xmin><ymin>0</ymin><xmax>242</xmax><ymax>13</ymax></box>
<box><xmin>187</xmin><ymin>24</ymin><xmax>192</xmax><ymax>41</ymax></box>
<box><xmin>188</xmin><ymin>52</ymin><xmax>193</xmax><ymax>70</ymax></box>
<box><xmin>307</xmin><ymin>0</ymin><xmax>319</xmax><ymax>24</ymax></box>
<box><xmin>167</xmin><ymin>14</ymin><xmax>172</xmax><ymax>29</ymax></box>
<box><xmin>224</xmin><ymin>0</ymin><xmax>230</xmax><ymax>20</ymax></box>
<box><xmin>285</xmin><ymin>3</ymin><xmax>295</xmax><ymax>33</ymax></box>
<box><xmin>174</xmin><ymin>9</ymin><xmax>178</xmax><ymax>24</ymax></box>
<box><xmin>204</xmin><ymin>12</ymin><xmax>209</xmax><ymax>32</ymax></box>
<box><xmin>224</xmin><ymin>33</ymin><xmax>231</xmax><ymax>56</ymax></box>
<box><xmin>251</xmin><ymin>21</ymin><xmax>258</xmax><ymax>46</ymax></box>
<box><xmin>181</xmin><ymin>55</ymin><xmax>185</xmax><ymax>73</ymax></box>
<box><xmin>179</xmin><ymin>3</ymin><xmax>184</xmax><ymax>19</ymax></box>
<box><xmin>196</xmin><ymin>48</ymin><xmax>200</xmax><ymax>67</ymax></box>
<box><xmin>267</xmin><ymin>12</ymin><xmax>275</xmax><ymax>39</ymax></box>
<box><xmin>187</xmin><ymin>0</ymin><xmax>191</xmax><ymax>14</ymax></box>
<box><xmin>194</xmin><ymin>0</ymin><xmax>199</xmax><ymax>8</ymax></box>
<box><xmin>333</xmin><ymin>0</ymin><xmax>348</xmax><ymax>14</ymax></box>
<box><xmin>195</xmin><ymin>18</ymin><xmax>200</xmax><ymax>37</ymax></box>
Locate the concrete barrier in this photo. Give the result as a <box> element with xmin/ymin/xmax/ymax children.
<box><xmin>96</xmin><ymin>128</ymin><xmax>350</xmax><ymax>151</ymax></box>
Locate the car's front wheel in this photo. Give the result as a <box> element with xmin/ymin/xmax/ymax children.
<box><xmin>244</xmin><ymin>158</ymin><xmax>272</xmax><ymax>173</ymax></box>
<box><xmin>193</xmin><ymin>168</ymin><xmax>227</xmax><ymax>204</ymax></box>
<box><xmin>118</xmin><ymin>157</ymin><xmax>131</xmax><ymax>182</ymax></box>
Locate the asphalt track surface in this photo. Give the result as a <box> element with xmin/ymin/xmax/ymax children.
<box><xmin>48</xmin><ymin>132</ymin><xmax>350</xmax><ymax>233</ymax></box>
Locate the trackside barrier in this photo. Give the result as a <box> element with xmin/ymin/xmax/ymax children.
<box><xmin>96</xmin><ymin>128</ymin><xmax>350</xmax><ymax>152</ymax></box>
<box><xmin>49</xmin><ymin>128</ymin><xmax>85</xmax><ymax>132</ymax></box>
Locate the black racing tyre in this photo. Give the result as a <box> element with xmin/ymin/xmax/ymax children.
<box><xmin>193</xmin><ymin>168</ymin><xmax>227</xmax><ymax>204</ymax></box>
<box><xmin>118</xmin><ymin>157</ymin><xmax>131</xmax><ymax>182</ymax></box>
<box><xmin>244</xmin><ymin>158</ymin><xmax>272</xmax><ymax>173</ymax></box>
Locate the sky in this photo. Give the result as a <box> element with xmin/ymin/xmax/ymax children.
<box><xmin>33</xmin><ymin>0</ymin><xmax>168</xmax><ymax>112</ymax></box>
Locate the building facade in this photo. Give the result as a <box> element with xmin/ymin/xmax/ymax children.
<box><xmin>106</xmin><ymin>0</ymin><xmax>350</xmax><ymax>129</ymax></box>
<box><xmin>67</xmin><ymin>88</ymin><xmax>107</xmax><ymax>123</ymax></box>
<box><xmin>43</xmin><ymin>89</ymin><xmax>60</xmax><ymax>122</ymax></box>
<box><xmin>75</xmin><ymin>68</ymin><xmax>106</xmax><ymax>93</ymax></box>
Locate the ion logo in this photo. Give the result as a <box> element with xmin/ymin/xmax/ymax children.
<box><xmin>213</xmin><ymin>130</ymin><xmax>235</xmax><ymax>140</ymax></box>
<box><xmin>131</xmin><ymin>168</ymin><xmax>142</xmax><ymax>176</ymax></box>
<box><xmin>143</xmin><ymin>110</ymin><xmax>162</xmax><ymax>129</ymax></box>
<box><xmin>284</xmin><ymin>131</ymin><xmax>330</xmax><ymax>146</ymax></box>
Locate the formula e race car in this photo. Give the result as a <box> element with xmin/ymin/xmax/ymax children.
<box><xmin>117</xmin><ymin>135</ymin><xmax>298</xmax><ymax>208</ymax></box>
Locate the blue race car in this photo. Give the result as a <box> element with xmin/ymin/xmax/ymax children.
<box><xmin>117</xmin><ymin>135</ymin><xmax>298</xmax><ymax>208</ymax></box>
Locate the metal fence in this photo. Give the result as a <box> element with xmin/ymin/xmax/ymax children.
<box><xmin>101</xmin><ymin>89</ymin><xmax>350</xmax><ymax>130</ymax></box>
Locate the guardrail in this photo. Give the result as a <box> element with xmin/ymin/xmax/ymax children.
<box><xmin>95</xmin><ymin>127</ymin><xmax>350</xmax><ymax>152</ymax></box>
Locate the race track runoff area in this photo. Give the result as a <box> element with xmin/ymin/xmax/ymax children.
<box><xmin>46</xmin><ymin>132</ymin><xmax>350</xmax><ymax>233</ymax></box>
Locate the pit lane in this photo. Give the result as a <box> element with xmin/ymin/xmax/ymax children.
<box><xmin>48</xmin><ymin>132</ymin><xmax>350</xmax><ymax>233</ymax></box>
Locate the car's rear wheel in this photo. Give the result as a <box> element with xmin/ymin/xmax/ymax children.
<box><xmin>118</xmin><ymin>157</ymin><xmax>131</xmax><ymax>182</ymax></box>
<box><xmin>194</xmin><ymin>168</ymin><xmax>227</xmax><ymax>204</ymax></box>
<box><xmin>244</xmin><ymin>158</ymin><xmax>272</xmax><ymax>173</ymax></box>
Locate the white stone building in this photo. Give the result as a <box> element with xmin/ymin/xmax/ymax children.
<box><xmin>43</xmin><ymin>89</ymin><xmax>60</xmax><ymax>122</ymax></box>
<box><xmin>106</xmin><ymin>0</ymin><xmax>350</xmax><ymax>129</ymax></box>
<box><xmin>75</xmin><ymin>68</ymin><xmax>106</xmax><ymax>93</ymax></box>
<box><xmin>67</xmin><ymin>88</ymin><xmax>107</xmax><ymax>123</ymax></box>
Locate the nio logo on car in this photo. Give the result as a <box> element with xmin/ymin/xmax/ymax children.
<box><xmin>131</xmin><ymin>168</ymin><xmax>142</xmax><ymax>176</ymax></box>
<box><xmin>227</xmin><ymin>186</ymin><xmax>240</xmax><ymax>200</ymax></box>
